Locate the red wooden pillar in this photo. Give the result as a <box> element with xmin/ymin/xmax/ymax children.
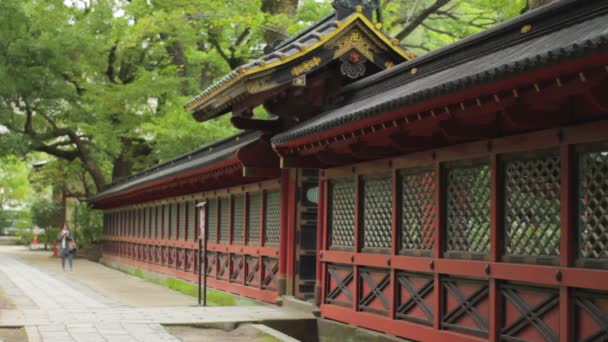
<box><xmin>315</xmin><ymin>177</ymin><xmax>327</xmax><ymax>305</ymax></box>
<box><xmin>278</xmin><ymin>169</ymin><xmax>290</xmax><ymax>295</ymax></box>
<box><xmin>353</xmin><ymin>174</ymin><xmax>361</xmax><ymax>313</ymax></box>
<box><xmin>560</xmin><ymin>144</ymin><xmax>574</xmax><ymax>342</ymax></box>
<box><xmin>489</xmin><ymin>154</ymin><xmax>503</xmax><ymax>342</ymax></box>
<box><xmin>390</xmin><ymin>168</ymin><xmax>399</xmax><ymax>319</ymax></box>
<box><xmin>433</xmin><ymin>161</ymin><xmax>443</xmax><ymax>330</ymax></box>
<box><xmin>259</xmin><ymin>190</ymin><xmax>265</xmax><ymax>291</ymax></box>
<box><xmin>242</xmin><ymin>194</ymin><xmax>248</xmax><ymax>287</ymax></box>
<box><xmin>227</xmin><ymin>196</ymin><xmax>233</xmax><ymax>280</ymax></box>
<box><xmin>286</xmin><ymin>169</ymin><xmax>298</xmax><ymax>296</ymax></box>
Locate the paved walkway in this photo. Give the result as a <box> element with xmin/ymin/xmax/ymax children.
<box><xmin>0</xmin><ymin>247</ymin><xmax>312</xmax><ymax>342</ymax></box>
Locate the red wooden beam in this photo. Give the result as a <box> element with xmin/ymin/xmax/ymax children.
<box><xmin>242</xmin><ymin>167</ymin><xmax>281</xmax><ymax>178</ymax></box>
<box><xmin>280</xmin><ymin>155</ymin><xmax>326</xmax><ymax>169</ymax></box>
<box><xmin>317</xmin><ymin>150</ymin><xmax>362</xmax><ymax>166</ymax></box>
<box><xmin>349</xmin><ymin>141</ymin><xmax>400</xmax><ymax>159</ymax></box>
<box><xmin>390</xmin><ymin>132</ymin><xmax>444</xmax><ymax>152</ymax></box>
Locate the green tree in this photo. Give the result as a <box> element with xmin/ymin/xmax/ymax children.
<box><xmin>0</xmin><ymin>156</ymin><xmax>30</xmax><ymax>208</ymax></box>
<box><xmin>30</xmin><ymin>198</ymin><xmax>63</xmax><ymax>250</ymax></box>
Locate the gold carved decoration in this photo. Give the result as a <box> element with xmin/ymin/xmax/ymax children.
<box><xmin>291</xmin><ymin>56</ymin><xmax>322</xmax><ymax>77</ymax></box>
<box><xmin>329</xmin><ymin>28</ymin><xmax>383</xmax><ymax>62</ymax></box>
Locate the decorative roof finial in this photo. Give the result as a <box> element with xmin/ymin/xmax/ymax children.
<box><xmin>333</xmin><ymin>0</ymin><xmax>378</xmax><ymax>20</ymax></box>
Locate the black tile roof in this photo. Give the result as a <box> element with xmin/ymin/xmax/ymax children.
<box><xmin>90</xmin><ymin>131</ymin><xmax>262</xmax><ymax>201</ymax></box>
<box><xmin>272</xmin><ymin>0</ymin><xmax>608</xmax><ymax>146</ymax></box>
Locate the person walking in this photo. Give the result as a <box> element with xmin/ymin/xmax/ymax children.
<box><xmin>57</xmin><ymin>224</ymin><xmax>74</xmax><ymax>272</ymax></box>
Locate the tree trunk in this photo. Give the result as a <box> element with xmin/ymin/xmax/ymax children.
<box><xmin>261</xmin><ymin>0</ymin><xmax>298</xmax><ymax>45</ymax></box>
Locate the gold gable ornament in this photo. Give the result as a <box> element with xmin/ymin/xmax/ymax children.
<box><xmin>292</xmin><ymin>75</ymin><xmax>307</xmax><ymax>87</ymax></box>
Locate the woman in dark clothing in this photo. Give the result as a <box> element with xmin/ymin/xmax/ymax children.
<box><xmin>57</xmin><ymin>224</ymin><xmax>74</xmax><ymax>271</ymax></box>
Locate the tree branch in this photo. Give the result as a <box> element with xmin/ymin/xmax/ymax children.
<box><xmin>106</xmin><ymin>43</ymin><xmax>118</xmax><ymax>83</ymax></box>
<box><xmin>421</xmin><ymin>23</ymin><xmax>458</xmax><ymax>38</ymax></box>
<box><xmin>395</xmin><ymin>0</ymin><xmax>451</xmax><ymax>41</ymax></box>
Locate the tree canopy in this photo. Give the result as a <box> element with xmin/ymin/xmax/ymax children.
<box><xmin>0</xmin><ymin>0</ymin><xmax>530</xmax><ymax>199</ymax></box>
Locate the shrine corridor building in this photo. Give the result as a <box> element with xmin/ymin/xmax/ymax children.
<box><xmin>90</xmin><ymin>1</ymin><xmax>608</xmax><ymax>341</ymax></box>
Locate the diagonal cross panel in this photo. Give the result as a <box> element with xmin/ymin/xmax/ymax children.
<box><xmin>231</xmin><ymin>255</ymin><xmax>244</xmax><ymax>281</ymax></box>
<box><xmin>262</xmin><ymin>258</ymin><xmax>279</xmax><ymax>289</ymax></box>
<box><xmin>397</xmin><ymin>273</ymin><xmax>434</xmax><ymax>323</ymax></box>
<box><xmin>358</xmin><ymin>269</ymin><xmax>391</xmax><ymax>313</ymax></box>
<box><xmin>326</xmin><ymin>264</ymin><xmax>354</xmax><ymax>306</ymax></box>
<box><xmin>501</xmin><ymin>285</ymin><xmax>559</xmax><ymax>342</ymax></box>
<box><xmin>246</xmin><ymin>257</ymin><xmax>260</xmax><ymax>285</ymax></box>
<box><xmin>575</xmin><ymin>290</ymin><xmax>608</xmax><ymax>342</ymax></box>
<box><xmin>442</xmin><ymin>280</ymin><xmax>489</xmax><ymax>333</ymax></box>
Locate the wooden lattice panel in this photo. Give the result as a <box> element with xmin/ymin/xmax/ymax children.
<box><xmin>329</xmin><ymin>180</ymin><xmax>356</xmax><ymax>249</ymax></box>
<box><xmin>358</xmin><ymin>267</ymin><xmax>391</xmax><ymax>316</ymax></box>
<box><xmin>396</xmin><ymin>271</ymin><xmax>435</xmax><ymax>326</ymax></box>
<box><xmin>264</xmin><ymin>191</ymin><xmax>281</xmax><ymax>246</ymax></box>
<box><xmin>501</xmin><ymin>283</ymin><xmax>560</xmax><ymax>342</ymax></box>
<box><xmin>207</xmin><ymin>199</ymin><xmax>217</xmax><ymax>243</ymax></box>
<box><xmin>578</xmin><ymin>147</ymin><xmax>608</xmax><ymax>263</ymax></box>
<box><xmin>445</xmin><ymin>163</ymin><xmax>491</xmax><ymax>258</ymax></box>
<box><xmin>233</xmin><ymin>195</ymin><xmax>245</xmax><ymax>244</ymax></box>
<box><xmin>219</xmin><ymin>197</ymin><xmax>230</xmax><ymax>243</ymax></box>
<box><xmin>504</xmin><ymin>153</ymin><xmax>561</xmax><ymax>261</ymax></box>
<box><xmin>178</xmin><ymin>202</ymin><xmax>186</xmax><ymax>241</ymax></box>
<box><xmin>155</xmin><ymin>206</ymin><xmax>162</xmax><ymax>238</ymax></box>
<box><xmin>325</xmin><ymin>263</ymin><xmax>354</xmax><ymax>307</ymax></box>
<box><xmin>247</xmin><ymin>192</ymin><xmax>261</xmax><ymax>246</ymax></box>
<box><xmin>400</xmin><ymin>169</ymin><xmax>436</xmax><ymax>255</ymax></box>
<box><xmin>362</xmin><ymin>175</ymin><xmax>393</xmax><ymax>250</ymax></box>
<box><xmin>187</xmin><ymin>201</ymin><xmax>196</xmax><ymax>241</ymax></box>
<box><xmin>163</xmin><ymin>205</ymin><xmax>170</xmax><ymax>239</ymax></box>
<box><xmin>170</xmin><ymin>203</ymin><xmax>178</xmax><ymax>240</ymax></box>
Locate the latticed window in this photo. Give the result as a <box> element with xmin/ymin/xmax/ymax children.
<box><xmin>330</xmin><ymin>180</ymin><xmax>356</xmax><ymax>249</ymax></box>
<box><xmin>401</xmin><ymin>169</ymin><xmax>436</xmax><ymax>254</ymax></box>
<box><xmin>247</xmin><ymin>192</ymin><xmax>261</xmax><ymax>245</ymax></box>
<box><xmin>264</xmin><ymin>190</ymin><xmax>281</xmax><ymax>246</ymax></box>
<box><xmin>362</xmin><ymin>175</ymin><xmax>393</xmax><ymax>250</ymax></box>
<box><xmin>445</xmin><ymin>162</ymin><xmax>491</xmax><ymax>257</ymax></box>
<box><xmin>578</xmin><ymin>147</ymin><xmax>608</xmax><ymax>262</ymax></box>
<box><xmin>207</xmin><ymin>198</ymin><xmax>217</xmax><ymax>242</ymax></box>
<box><xmin>145</xmin><ymin>207</ymin><xmax>150</xmax><ymax>238</ymax></box>
<box><xmin>504</xmin><ymin>153</ymin><xmax>561</xmax><ymax>260</ymax></box>
<box><xmin>163</xmin><ymin>204</ymin><xmax>170</xmax><ymax>239</ymax></box>
<box><xmin>155</xmin><ymin>206</ymin><xmax>162</xmax><ymax>238</ymax></box>
<box><xmin>170</xmin><ymin>203</ymin><xmax>178</xmax><ymax>240</ymax></box>
<box><xmin>187</xmin><ymin>201</ymin><xmax>196</xmax><ymax>241</ymax></box>
<box><xmin>219</xmin><ymin>197</ymin><xmax>231</xmax><ymax>243</ymax></box>
<box><xmin>178</xmin><ymin>202</ymin><xmax>186</xmax><ymax>240</ymax></box>
<box><xmin>233</xmin><ymin>195</ymin><xmax>245</xmax><ymax>244</ymax></box>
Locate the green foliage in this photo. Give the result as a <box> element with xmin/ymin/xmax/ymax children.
<box><xmin>126</xmin><ymin>267</ymin><xmax>237</xmax><ymax>306</ymax></box>
<box><xmin>0</xmin><ymin>0</ymin><xmax>528</xmax><ymax>199</ymax></box>
<box><xmin>30</xmin><ymin>199</ymin><xmax>62</xmax><ymax>230</ymax></box>
<box><xmin>164</xmin><ymin>278</ymin><xmax>237</xmax><ymax>306</ymax></box>
<box><xmin>0</xmin><ymin>156</ymin><xmax>31</xmax><ymax>208</ymax></box>
<box><xmin>74</xmin><ymin>202</ymin><xmax>103</xmax><ymax>246</ymax></box>
<box><xmin>382</xmin><ymin>0</ymin><xmax>527</xmax><ymax>55</ymax></box>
